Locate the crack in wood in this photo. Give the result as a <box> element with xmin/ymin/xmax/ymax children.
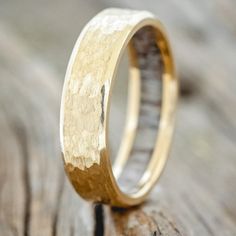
<box><xmin>150</xmin><ymin>211</ymin><xmax>184</xmax><ymax>236</ymax></box>
<box><xmin>150</xmin><ymin>214</ymin><xmax>163</xmax><ymax>236</ymax></box>
<box><xmin>94</xmin><ymin>204</ymin><xmax>104</xmax><ymax>236</ymax></box>
<box><xmin>13</xmin><ymin>123</ymin><xmax>31</xmax><ymax>236</ymax></box>
<box><xmin>158</xmin><ymin>212</ymin><xmax>183</xmax><ymax>236</ymax></box>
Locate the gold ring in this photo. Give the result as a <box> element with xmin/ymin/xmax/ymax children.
<box><xmin>60</xmin><ymin>8</ymin><xmax>178</xmax><ymax>207</ymax></box>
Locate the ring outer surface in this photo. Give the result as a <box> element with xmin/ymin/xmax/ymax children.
<box><xmin>60</xmin><ymin>8</ymin><xmax>178</xmax><ymax>207</ymax></box>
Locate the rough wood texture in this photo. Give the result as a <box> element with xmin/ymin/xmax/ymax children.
<box><xmin>0</xmin><ymin>0</ymin><xmax>236</xmax><ymax>235</ymax></box>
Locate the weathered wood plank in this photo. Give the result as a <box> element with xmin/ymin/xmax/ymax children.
<box><xmin>0</xmin><ymin>0</ymin><xmax>236</xmax><ymax>235</ymax></box>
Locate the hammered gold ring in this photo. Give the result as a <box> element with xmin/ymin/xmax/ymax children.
<box><xmin>60</xmin><ymin>8</ymin><xmax>178</xmax><ymax>207</ymax></box>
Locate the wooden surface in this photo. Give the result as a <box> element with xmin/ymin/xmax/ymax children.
<box><xmin>0</xmin><ymin>0</ymin><xmax>236</xmax><ymax>235</ymax></box>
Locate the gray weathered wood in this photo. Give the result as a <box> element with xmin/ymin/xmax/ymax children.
<box><xmin>0</xmin><ymin>0</ymin><xmax>236</xmax><ymax>235</ymax></box>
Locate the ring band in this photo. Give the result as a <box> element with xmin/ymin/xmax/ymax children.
<box><xmin>60</xmin><ymin>8</ymin><xmax>178</xmax><ymax>207</ymax></box>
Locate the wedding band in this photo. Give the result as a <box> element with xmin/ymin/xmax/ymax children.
<box><xmin>60</xmin><ymin>8</ymin><xmax>178</xmax><ymax>207</ymax></box>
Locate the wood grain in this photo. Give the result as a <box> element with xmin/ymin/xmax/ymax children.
<box><xmin>0</xmin><ymin>0</ymin><xmax>236</xmax><ymax>235</ymax></box>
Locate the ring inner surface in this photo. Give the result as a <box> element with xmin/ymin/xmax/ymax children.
<box><xmin>114</xmin><ymin>26</ymin><xmax>164</xmax><ymax>194</ymax></box>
